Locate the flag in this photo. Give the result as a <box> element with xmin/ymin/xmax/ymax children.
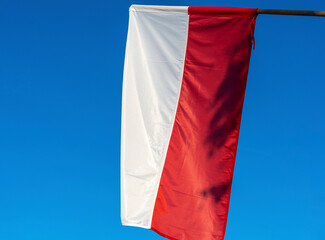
<box><xmin>121</xmin><ymin>5</ymin><xmax>257</xmax><ymax>240</ymax></box>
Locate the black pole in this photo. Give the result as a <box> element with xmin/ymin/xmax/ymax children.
<box><xmin>257</xmin><ymin>9</ymin><xmax>325</xmax><ymax>17</ymax></box>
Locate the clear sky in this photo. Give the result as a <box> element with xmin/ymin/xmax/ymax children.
<box><xmin>0</xmin><ymin>0</ymin><xmax>324</xmax><ymax>240</ymax></box>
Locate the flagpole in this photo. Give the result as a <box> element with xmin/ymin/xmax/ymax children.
<box><xmin>257</xmin><ymin>9</ymin><xmax>325</xmax><ymax>17</ymax></box>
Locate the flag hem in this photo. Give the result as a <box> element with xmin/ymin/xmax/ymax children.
<box><xmin>122</xmin><ymin>220</ymin><xmax>150</xmax><ymax>229</ymax></box>
<box><xmin>130</xmin><ymin>5</ymin><xmax>188</xmax><ymax>14</ymax></box>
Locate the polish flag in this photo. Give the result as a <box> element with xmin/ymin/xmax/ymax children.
<box><xmin>121</xmin><ymin>5</ymin><xmax>257</xmax><ymax>240</ymax></box>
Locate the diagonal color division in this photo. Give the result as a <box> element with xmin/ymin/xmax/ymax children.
<box><xmin>121</xmin><ymin>5</ymin><xmax>257</xmax><ymax>240</ymax></box>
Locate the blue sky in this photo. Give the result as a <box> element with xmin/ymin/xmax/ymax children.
<box><xmin>0</xmin><ymin>0</ymin><xmax>324</xmax><ymax>239</ymax></box>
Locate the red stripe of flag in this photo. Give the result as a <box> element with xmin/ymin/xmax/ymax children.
<box><xmin>151</xmin><ymin>7</ymin><xmax>257</xmax><ymax>240</ymax></box>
